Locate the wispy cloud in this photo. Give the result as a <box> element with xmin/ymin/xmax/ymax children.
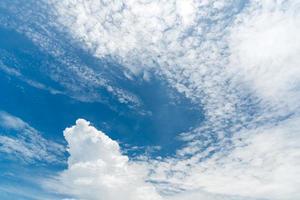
<box><xmin>0</xmin><ymin>1</ymin><xmax>142</xmax><ymax>108</ymax></box>
<box><xmin>0</xmin><ymin>111</ymin><xmax>65</xmax><ymax>164</ymax></box>
<box><xmin>0</xmin><ymin>60</ymin><xmax>63</xmax><ymax>95</ymax></box>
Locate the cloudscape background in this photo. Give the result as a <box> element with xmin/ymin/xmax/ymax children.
<box><xmin>0</xmin><ymin>0</ymin><xmax>299</xmax><ymax>199</ymax></box>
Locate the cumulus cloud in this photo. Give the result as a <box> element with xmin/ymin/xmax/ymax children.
<box><xmin>0</xmin><ymin>111</ymin><xmax>64</xmax><ymax>163</ymax></box>
<box><xmin>46</xmin><ymin>119</ymin><xmax>162</xmax><ymax>200</ymax></box>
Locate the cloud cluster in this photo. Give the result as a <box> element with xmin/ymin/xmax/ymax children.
<box><xmin>48</xmin><ymin>0</ymin><xmax>300</xmax><ymax>124</ymax></box>
<box><xmin>48</xmin><ymin>0</ymin><xmax>246</xmax><ymax>143</ymax></box>
<box><xmin>50</xmin><ymin>116</ymin><xmax>300</xmax><ymax>200</ymax></box>
<box><xmin>20</xmin><ymin>0</ymin><xmax>300</xmax><ymax>199</ymax></box>
<box><xmin>155</xmin><ymin>117</ymin><xmax>300</xmax><ymax>200</ymax></box>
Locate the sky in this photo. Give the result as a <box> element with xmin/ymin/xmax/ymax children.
<box><xmin>0</xmin><ymin>0</ymin><xmax>299</xmax><ymax>200</ymax></box>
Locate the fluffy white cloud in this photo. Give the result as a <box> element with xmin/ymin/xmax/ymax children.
<box><xmin>47</xmin><ymin>119</ymin><xmax>162</xmax><ymax>200</ymax></box>
<box><xmin>228</xmin><ymin>0</ymin><xmax>300</xmax><ymax>112</ymax></box>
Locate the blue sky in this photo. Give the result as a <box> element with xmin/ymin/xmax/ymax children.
<box><xmin>0</xmin><ymin>0</ymin><xmax>299</xmax><ymax>200</ymax></box>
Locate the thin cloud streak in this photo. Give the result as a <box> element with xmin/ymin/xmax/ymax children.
<box><xmin>0</xmin><ymin>111</ymin><xmax>65</xmax><ymax>163</ymax></box>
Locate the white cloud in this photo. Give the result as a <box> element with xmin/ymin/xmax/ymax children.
<box><xmin>48</xmin><ymin>0</ymin><xmax>245</xmax><ymax>138</ymax></box>
<box><xmin>46</xmin><ymin>119</ymin><xmax>162</xmax><ymax>200</ymax></box>
<box><xmin>0</xmin><ymin>111</ymin><xmax>64</xmax><ymax>163</ymax></box>
<box><xmin>23</xmin><ymin>0</ymin><xmax>300</xmax><ymax>199</ymax></box>
<box><xmin>48</xmin><ymin>117</ymin><xmax>300</xmax><ymax>200</ymax></box>
<box><xmin>0</xmin><ymin>111</ymin><xmax>27</xmax><ymax>130</ymax></box>
<box><xmin>228</xmin><ymin>0</ymin><xmax>300</xmax><ymax>112</ymax></box>
<box><xmin>0</xmin><ymin>2</ymin><xmax>142</xmax><ymax>107</ymax></box>
<box><xmin>47</xmin><ymin>0</ymin><xmax>300</xmax><ymax>127</ymax></box>
<box><xmin>0</xmin><ymin>60</ymin><xmax>63</xmax><ymax>95</ymax></box>
<box><xmin>164</xmin><ymin>117</ymin><xmax>300</xmax><ymax>200</ymax></box>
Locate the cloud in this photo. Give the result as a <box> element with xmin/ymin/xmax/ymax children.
<box><xmin>3</xmin><ymin>0</ymin><xmax>297</xmax><ymax>199</ymax></box>
<box><xmin>46</xmin><ymin>119</ymin><xmax>162</xmax><ymax>200</ymax></box>
<box><xmin>228</xmin><ymin>0</ymin><xmax>300</xmax><ymax>112</ymax></box>
<box><xmin>0</xmin><ymin>60</ymin><xmax>63</xmax><ymax>95</ymax></box>
<box><xmin>0</xmin><ymin>111</ymin><xmax>64</xmax><ymax>163</ymax></box>
<box><xmin>0</xmin><ymin>111</ymin><xmax>27</xmax><ymax>130</ymax></box>
<box><xmin>49</xmin><ymin>117</ymin><xmax>300</xmax><ymax>200</ymax></box>
<box><xmin>40</xmin><ymin>0</ymin><xmax>300</xmax><ymax>199</ymax></box>
<box><xmin>165</xmin><ymin>117</ymin><xmax>300</xmax><ymax>200</ymax></box>
<box><xmin>47</xmin><ymin>0</ymin><xmax>300</xmax><ymax>128</ymax></box>
<box><xmin>0</xmin><ymin>2</ymin><xmax>142</xmax><ymax>108</ymax></box>
<box><xmin>46</xmin><ymin>0</ymin><xmax>255</xmax><ymax>140</ymax></box>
